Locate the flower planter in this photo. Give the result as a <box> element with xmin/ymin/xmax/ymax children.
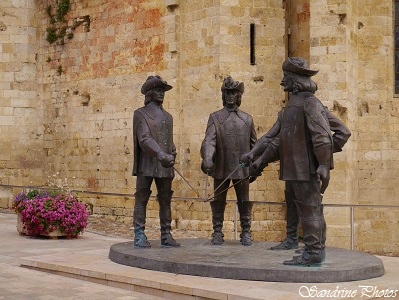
<box><xmin>13</xmin><ymin>189</ymin><xmax>89</xmax><ymax>239</ymax></box>
<box><xmin>17</xmin><ymin>212</ymin><xmax>72</xmax><ymax>238</ymax></box>
<box><xmin>16</xmin><ymin>213</ymin><xmax>27</xmax><ymax>235</ymax></box>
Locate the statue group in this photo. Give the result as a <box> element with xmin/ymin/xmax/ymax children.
<box><xmin>132</xmin><ymin>57</ymin><xmax>351</xmax><ymax>266</ymax></box>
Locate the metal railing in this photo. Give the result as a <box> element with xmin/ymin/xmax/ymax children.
<box><xmin>1</xmin><ymin>184</ymin><xmax>399</xmax><ymax>250</ymax></box>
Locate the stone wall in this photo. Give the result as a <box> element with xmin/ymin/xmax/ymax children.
<box><xmin>0</xmin><ymin>0</ymin><xmax>398</xmax><ymax>255</ymax></box>
<box><xmin>0</xmin><ymin>1</ymin><xmax>42</xmax><ymax>206</ymax></box>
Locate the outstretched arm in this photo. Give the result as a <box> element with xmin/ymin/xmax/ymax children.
<box><xmin>240</xmin><ymin>111</ymin><xmax>282</xmax><ymax>166</ymax></box>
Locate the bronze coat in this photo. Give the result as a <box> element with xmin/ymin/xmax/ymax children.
<box><xmin>132</xmin><ymin>102</ymin><xmax>175</xmax><ymax>178</ymax></box>
<box><xmin>255</xmin><ymin>91</ymin><xmax>352</xmax><ymax>181</ymax></box>
<box><xmin>201</xmin><ymin>107</ymin><xmax>256</xmax><ymax>180</ymax></box>
<box><xmin>278</xmin><ymin>92</ymin><xmax>333</xmax><ymax>181</ymax></box>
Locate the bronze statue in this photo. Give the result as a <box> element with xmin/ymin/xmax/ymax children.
<box><xmin>132</xmin><ymin>75</ymin><xmax>180</xmax><ymax>248</ymax></box>
<box><xmin>201</xmin><ymin>76</ymin><xmax>257</xmax><ymax>246</ymax></box>
<box><xmin>273</xmin><ymin>110</ymin><xmax>351</xmax><ymax>251</ymax></box>
<box><xmin>241</xmin><ymin>58</ymin><xmax>351</xmax><ymax>265</ymax></box>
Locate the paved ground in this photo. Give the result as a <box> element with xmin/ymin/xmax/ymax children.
<box><xmin>1</xmin><ymin>212</ymin><xmax>399</xmax><ymax>300</ymax></box>
<box><xmin>0</xmin><ymin>212</ymin><xmax>165</xmax><ymax>300</ymax></box>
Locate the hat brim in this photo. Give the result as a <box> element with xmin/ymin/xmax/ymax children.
<box><xmin>282</xmin><ymin>58</ymin><xmax>318</xmax><ymax>76</ymax></box>
<box><xmin>141</xmin><ymin>78</ymin><xmax>173</xmax><ymax>94</ymax></box>
<box><xmin>221</xmin><ymin>82</ymin><xmax>245</xmax><ymax>94</ymax></box>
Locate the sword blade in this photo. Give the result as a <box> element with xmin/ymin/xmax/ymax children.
<box><xmin>207</xmin><ymin>163</ymin><xmax>243</xmax><ymax>200</ymax></box>
<box><xmin>204</xmin><ymin>172</ymin><xmax>209</xmax><ymax>199</ymax></box>
<box><xmin>173</xmin><ymin>166</ymin><xmax>202</xmax><ymax>199</ymax></box>
<box><xmin>206</xmin><ymin>175</ymin><xmax>250</xmax><ymax>202</ymax></box>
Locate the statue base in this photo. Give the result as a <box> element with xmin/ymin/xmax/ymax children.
<box><xmin>108</xmin><ymin>238</ymin><xmax>384</xmax><ymax>283</ymax></box>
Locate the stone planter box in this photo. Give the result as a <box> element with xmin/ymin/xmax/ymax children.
<box><xmin>17</xmin><ymin>213</ymin><xmax>71</xmax><ymax>239</ymax></box>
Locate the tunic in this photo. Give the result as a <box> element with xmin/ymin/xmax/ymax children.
<box><xmin>201</xmin><ymin>107</ymin><xmax>256</xmax><ymax>180</ymax></box>
<box><xmin>132</xmin><ymin>101</ymin><xmax>175</xmax><ymax>178</ymax></box>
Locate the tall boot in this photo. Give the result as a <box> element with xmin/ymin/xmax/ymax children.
<box><xmin>133</xmin><ymin>190</ymin><xmax>152</xmax><ymax>248</ymax></box>
<box><xmin>158</xmin><ymin>191</ymin><xmax>180</xmax><ymax>247</ymax></box>
<box><xmin>237</xmin><ymin>201</ymin><xmax>254</xmax><ymax>246</ymax></box>
<box><xmin>284</xmin><ymin>201</ymin><xmax>323</xmax><ymax>266</ymax></box>
<box><xmin>271</xmin><ymin>190</ymin><xmax>299</xmax><ymax>250</ymax></box>
<box><xmin>210</xmin><ymin>201</ymin><xmax>226</xmax><ymax>245</ymax></box>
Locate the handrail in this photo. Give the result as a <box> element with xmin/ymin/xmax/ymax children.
<box><xmin>1</xmin><ymin>183</ymin><xmax>399</xmax><ymax>250</ymax></box>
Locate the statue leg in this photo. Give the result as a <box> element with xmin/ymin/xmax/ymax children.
<box><xmin>234</xmin><ymin>179</ymin><xmax>253</xmax><ymax>246</ymax></box>
<box><xmin>284</xmin><ymin>177</ymin><xmax>324</xmax><ymax>266</ymax></box>
<box><xmin>156</xmin><ymin>178</ymin><xmax>180</xmax><ymax>247</ymax></box>
<box><xmin>271</xmin><ymin>185</ymin><xmax>299</xmax><ymax>250</ymax></box>
<box><xmin>133</xmin><ymin>176</ymin><xmax>153</xmax><ymax>248</ymax></box>
<box><xmin>210</xmin><ymin>179</ymin><xmax>228</xmax><ymax>245</ymax></box>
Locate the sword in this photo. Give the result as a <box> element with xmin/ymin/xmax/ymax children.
<box><xmin>204</xmin><ymin>172</ymin><xmax>209</xmax><ymax>199</ymax></box>
<box><xmin>173</xmin><ymin>166</ymin><xmax>202</xmax><ymax>199</ymax></box>
<box><xmin>206</xmin><ymin>163</ymin><xmax>244</xmax><ymax>201</ymax></box>
<box><xmin>206</xmin><ymin>175</ymin><xmax>250</xmax><ymax>202</ymax></box>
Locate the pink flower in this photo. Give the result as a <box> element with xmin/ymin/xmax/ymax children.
<box><xmin>14</xmin><ymin>189</ymin><xmax>89</xmax><ymax>236</ymax></box>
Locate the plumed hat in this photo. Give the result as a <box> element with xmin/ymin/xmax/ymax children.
<box><xmin>221</xmin><ymin>76</ymin><xmax>244</xmax><ymax>94</ymax></box>
<box><xmin>282</xmin><ymin>57</ymin><xmax>318</xmax><ymax>76</ymax></box>
<box><xmin>141</xmin><ymin>75</ymin><xmax>173</xmax><ymax>95</ymax></box>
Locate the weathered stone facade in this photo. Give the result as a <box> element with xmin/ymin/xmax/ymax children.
<box><xmin>0</xmin><ymin>0</ymin><xmax>398</xmax><ymax>255</ymax></box>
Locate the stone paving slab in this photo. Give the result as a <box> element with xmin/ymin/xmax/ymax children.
<box><xmin>108</xmin><ymin>239</ymin><xmax>385</xmax><ymax>283</ymax></box>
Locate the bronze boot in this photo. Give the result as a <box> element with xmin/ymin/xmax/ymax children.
<box><xmin>210</xmin><ymin>201</ymin><xmax>226</xmax><ymax>245</ymax></box>
<box><xmin>283</xmin><ymin>202</ymin><xmax>323</xmax><ymax>266</ymax></box>
<box><xmin>133</xmin><ymin>190</ymin><xmax>152</xmax><ymax>248</ymax></box>
<box><xmin>271</xmin><ymin>190</ymin><xmax>299</xmax><ymax>250</ymax></box>
<box><xmin>158</xmin><ymin>191</ymin><xmax>180</xmax><ymax>247</ymax></box>
<box><xmin>237</xmin><ymin>201</ymin><xmax>253</xmax><ymax>246</ymax></box>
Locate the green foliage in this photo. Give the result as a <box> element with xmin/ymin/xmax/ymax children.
<box><xmin>56</xmin><ymin>0</ymin><xmax>71</xmax><ymax>22</ymax></box>
<box><xmin>46</xmin><ymin>26</ymin><xmax>57</xmax><ymax>44</ymax></box>
<box><xmin>27</xmin><ymin>189</ymin><xmax>40</xmax><ymax>199</ymax></box>
<box><xmin>57</xmin><ymin>64</ymin><xmax>64</xmax><ymax>75</ymax></box>
<box><xmin>45</xmin><ymin>0</ymin><xmax>71</xmax><ymax>45</ymax></box>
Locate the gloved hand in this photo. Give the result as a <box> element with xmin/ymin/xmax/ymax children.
<box><xmin>201</xmin><ymin>160</ymin><xmax>214</xmax><ymax>175</ymax></box>
<box><xmin>240</xmin><ymin>152</ymin><xmax>254</xmax><ymax>167</ymax></box>
<box><xmin>316</xmin><ymin>164</ymin><xmax>330</xmax><ymax>194</ymax></box>
<box><xmin>160</xmin><ymin>153</ymin><xmax>175</xmax><ymax>168</ymax></box>
<box><xmin>249</xmin><ymin>158</ymin><xmax>266</xmax><ymax>178</ymax></box>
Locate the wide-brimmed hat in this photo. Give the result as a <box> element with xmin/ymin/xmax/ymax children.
<box><xmin>141</xmin><ymin>75</ymin><xmax>173</xmax><ymax>95</ymax></box>
<box><xmin>221</xmin><ymin>76</ymin><xmax>244</xmax><ymax>93</ymax></box>
<box><xmin>282</xmin><ymin>57</ymin><xmax>318</xmax><ymax>76</ymax></box>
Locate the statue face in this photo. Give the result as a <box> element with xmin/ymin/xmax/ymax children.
<box><xmin>281</xmin><ymin>71</ymin><xmax>295</xmax><ymax>92</ymax></box>
<box><xmin>224</xmin><ymin>90</ymin><xmax>238</xmax><ymax>108</ymax></box>
<box><xmin>151</xmin><ymin>87</ymin><xmax>165</xmax><ymax>104</ymax></box>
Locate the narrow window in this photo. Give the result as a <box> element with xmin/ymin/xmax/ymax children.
<box><xmin>250</xmin><ymin>23</ymin><xmax>255</xmax><ymax>65</ymax></box>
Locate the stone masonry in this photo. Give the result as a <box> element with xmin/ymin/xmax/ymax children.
<box><xmin>0</xmin><ymin>0</ymin><xmax>398</xmax><ymax>255</ymax></box>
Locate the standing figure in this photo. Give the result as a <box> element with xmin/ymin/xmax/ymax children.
<box><xmin>242</xmin><ymin>102</ymin><xmax>351</xmax><ymax>252</ymax></box>
<box><xmin>241</xmin><ymin>57</ymin><xmax>350</xmax><ymax>265</ymax></box>
<box><xmin>132</xmin><ymin>75</ymin><xmax>180</xmax><ymax>248</ymax></box>
<box><xmin>201</xmin><ymin>76</ymin><xmax>257</xmax><ymax>246</ymax></box>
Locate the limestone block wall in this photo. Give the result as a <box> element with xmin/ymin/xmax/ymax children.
<box><xmin>354</xmin><ymin>0</ymin><xmax>399</xmax><ymax>255</ymax></box>
<box><xmin>309</xmin><ymin>0</ymin><xmax>355</xmax><ymax>249</ymax></box>
<box><xmin>0</xmin><ymin>1</ymin><xmax>42</xmax><ymax>206</ymax></box>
